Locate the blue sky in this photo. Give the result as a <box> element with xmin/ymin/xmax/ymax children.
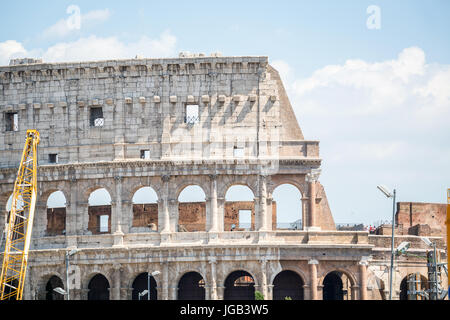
<box><xmin>1</xmin><ymin>1</ymin><xmax>449</xmax><ymax>226</ymax></box>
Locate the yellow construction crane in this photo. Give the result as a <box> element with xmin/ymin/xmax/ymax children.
<box><xmin>0</xmin><ymin>130</ymin><xmax>40</xmax><ymax>300</ymax></box>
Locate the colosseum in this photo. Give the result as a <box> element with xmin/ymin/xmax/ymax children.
<box><xmin>0</xmin><ymin>54</ymin><xmax>447</xmax><ymax>300</ymax></box>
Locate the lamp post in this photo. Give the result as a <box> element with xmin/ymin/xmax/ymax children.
<box><xmin>65</xmin><ymin>249</ymin><xmax>79</xmax><ymax>300</ymax></box>
<box><xmin>53</xmin><ymin>287</ymin><xmax>67</xmax><ymax>300</ymax></box>
<box><xmin>148</xmin><ymin>270</ymin><xmax>160</xmax><ymax>300</ymax></box>
<box><xmin>138</xmin><ymin>290</ymin><xmax>148</xmax><ymax>301</ymax></box>
<box><xmin>377</xmin><ymin>185</ymin><xmax>396</xmax><ymax>300</ymax></box>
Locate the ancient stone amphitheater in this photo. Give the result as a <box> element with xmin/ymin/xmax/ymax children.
<box><xmin>0</xmin><ymin>54</ymin><xmax>445</xmax><ymax>300</ymax></box>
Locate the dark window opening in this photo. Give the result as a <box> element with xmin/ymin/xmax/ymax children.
<box><xmin>5</xmin><ymin>112</ymin><xmax>18</xmax><ymax>132</ymax></box>
<box><xmin>48</xmin><ymin>154</ymin><xmax>58</xmax><ymax>164</ymax></box>
<box><xmin>90</xmin><ymin>107</ymin><xmax>104</xmax><ymax>127</ymax></box>
<box><xmin>140</xmin><ymin>150</ymin><xmax>150</xmax><ymax>159</ymax></box>
<box><xmin>132</xmin><ymin>273</ymin><xmax>158</xmax><ymax>300</ymax></box>
<box><xmin>224</xmin><ymin>271</ymin><xmax>255</xmax><ymax>300</ymax></box>
<box><xmin>178</xmin><ymin>272</ymin><xmax>205</xmax><ymax>300</ymax></box>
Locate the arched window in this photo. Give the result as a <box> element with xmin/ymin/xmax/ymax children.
<box><xmin>272</xmin><ymin>184</ymin><xmax>302</xmax><ymax>230</ymax></box>
<box><xmin>88</xmin><ymin>188</ymin><xmax>112</xmax><ymax>234</ymax></box>
<box><xmin>273</xmin><ymin>270</ymin><xmax>304</xmax><ymax>300</ymax></box>
<box><xmin>131</xmin><ymin>272</ymin><xmax>158</xmax><ymax>300</ymax></box>
<box><xmin>46</xmin><ymin>191</ymin><xmax>67</xmax><ymax>236</ymax></box>
<box><xmin>224</xmin><ymin>270</ymin><xmax>255</xmax><ymax>300</ymax></box>
<box><xmin>132</xmin><ymin>187</ymin><xmax>158</xmax><ymax>231</ymax></box>
<box><xmin>178</xmin><ymin>272</ymin><xmax>205</xmax><ymax>300</ymax></box>
<box><xmin>88</xmin><ymin>274</ymin><xmax>110</xmax><ymax>300</ymax></box>
<box><xmin>224</xmin><ymin>185</ymin><xmax>255</xmax><ymax>231</ymax></box>
<box><xmin>323</xmin><ymin>271</ymin><xmax>354</xmax><ymax>300</ymax></box>
<box><xmin>178</xmin><ymin>185</ymin><xmax>206</xmax><ymax>232</ymax></box>
<box><xmin>45</xmin><ymin>275</ymin><xmax>64</xmax><ymax>300</ymax></box>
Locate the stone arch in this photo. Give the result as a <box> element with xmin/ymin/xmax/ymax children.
<box><xmin>82</xmin><ymin>183</ymin><xmax>115</xmax><ymax>205</ymax></box>
<box><xmin>267</xmin><ymin>176</ymin><xmax>306</xmax><ymax>198</ymax></box>
<box><xmin>272</xmin><ymin>270</ymin><xmax>305</xmax><ymax>300</ymax></box>
<box><xmin>37</xmin><ymin>271</ymin><xmax>65</xmax><ymax>300</ymax></box>
<box><xmin>177</xmin><ymin>271</ymin><xmax>206</xmax><ymax>300</ymax></box>
<box><xmin>218</xmin><ymin>176</ymin><xmax>258</xmax><ymax>200</ymax></box>
<box><xmin>320</xmin><ymin>269</ymin><xmax>357</xmax><ymax>300</ymax></box>
<box><xmin>224</xmin><ymin>184</ymin><xmax>256</xmax><ymax>231</ymax></box>
<box><xmin>131</xmin><ymin>186</ymin><xmax>159</xmax><ymax>231</ymax></box>
<box><xmin>269</xmin><ymin>267</ymin><xmax>307</xmax><ymax>288</ymax></box>
<box><xmin>271</xmin><ymin>183</ymin><xmax>303</xmax><ymax>230</ymax></box>
<box><xmin>87</xmin><ymin>187</ymin><xmax>113</xmax><ymax>234</ymax></box>
<box><xmin>224</xmin><ymin>270</ymin><xmax>256</xmax><ymax>300</ymax></box>
<box><xmin>177</xmin><ymin>184</ymin><xmax>207</xmax><ymax>232</ymax></box>
<box><xmin>131</xmin><ymin>272</ymin><xmax>158</xmax><ymax>300</ymax></box>
<box><xmin>87</xmin><ymin>273</ymin><xmax>110</xmax><ymax>300</ymax></box>
<box><xmin>45</xmin><ymin>275</ymin><xmax>65</xmax><ymax>300</ymax></box>
<box><xmin>45</xmin><ymin>190</ymin><xmax>67</xmax><ymax>236</ymax></box>
<box><xmin>399</xmin><ymin>273</ymin><xmax>428</xmax><ymax>300</ymax></box>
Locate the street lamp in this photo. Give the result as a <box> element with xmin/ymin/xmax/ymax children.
<box><xmin>138</xmin><ymin>290</ymin><xmax>148</xmax><ymax>301</ymax></box>
<box><xmin>377</xmin><ymin>185</ymin><xmax>396</xmax><ymax>300</ymax></box>
<box><xmin>53</xmin><ymin>287</ymin><xmax>67</xmax><ymax>299</ymax></box>
<box><xmin>66</xmin><ymin>248</ymin><xmax>79</xmax><ymax>300</ymax></box>
<box><xmin>148</xmin><ymin>270</ymin><xmax>160</xmax><ymax>300</ymax></box>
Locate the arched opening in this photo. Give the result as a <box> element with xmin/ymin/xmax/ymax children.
<box><xmin>131</xmin><ymin>272</ymin><xmax>158</xmax><ymax>300</ymax></box>
<box><xmin>323</xmin><ymin>271</ymin><xmax>353</xmax><ymax>300</ymax></box>
<box><xmin>88</xmin><ymin>188</ymin><xmax>112</xmax><ymax>234</ymax></box>
<box><xmin>45</xmin><ymin>275</ymin><xmax>64</xmax><ymax>300</ymax></box>
<box><xmin>46</xmin><ymin>191</ymin><xmax>67</xmax><ymax>236</ymax></box>
<box><xmin>400</xmin><ymin>273</ymin><xmax>428</xmax><ymax>300</ymax></box>
<box><xmin>273</xmin><ymin>270</ymin><xmax>304</xmax><ymax>300</ymax></box>
<box><xmin>272</xmin><ymin>184</ymin><xmax>302</xmax><ymax>230</ymax></box>
<box><xmin>224</xmin><ymin>270</ymin><xmax>255</xmax><ymax>300</ymax></box>
<box><xmin>178</xmin><ymin>185</ymin><xmax>206</xmax><ymax>232</ymax></box>
<box><xmin>224</xmin><ymin>185</ymin><xmax>255</xmax><ymax>231</ymax></box>
<box><xmin>132</xmin><ymin>187</ymin><xmax>158</xmax><ymax>231</ymax></box>
<box><xmin>88</xmin><ymin>274</ymin><xmax>110</xmax><ymax>300</ymax></box>
<box><xmin>178</xmin><ymin>272</ymin><xmax>205</xmax><ymax>300</ymax></box>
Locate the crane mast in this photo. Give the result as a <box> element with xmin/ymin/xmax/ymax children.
<box><xmin>0</xmin><ymin>130</ymin><xmax>40</xmax><ymax>300</ymax></box>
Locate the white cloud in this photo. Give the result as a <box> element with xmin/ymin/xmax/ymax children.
<box><xmin>42</xmin><ymin>8</ymin><xmax>111</xmax><ymax>39</ymax></box>
<box><xmin>274</xmin><ymin>47</ymin><xmax>450</xmax><ymax>224</ymax></box>
<box><xmin>0</xmin><ymin>30</ymin><xmax>177</xmax><ymax>65</ymax></box>
<box><xmin>0</xmin><ymin>40</ymin><xmax>27</xmax><ymax>65</ymax></box>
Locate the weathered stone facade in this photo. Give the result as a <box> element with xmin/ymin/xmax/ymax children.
<box><xmin>0</xmin><ymin>55</ymin><xmax>446</xmax><ymax>300</ymax></box>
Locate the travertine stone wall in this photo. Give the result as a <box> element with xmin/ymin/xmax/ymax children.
<box><xmin>0</xmin><ymin>56</ymin><xmax>442</xmax><ymax>300</ymax></box>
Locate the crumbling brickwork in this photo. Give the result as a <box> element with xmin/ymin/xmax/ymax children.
<box><xmin>396</xmin><ymin>202</ymin><xmax>447</xmax><ymax>239</ymax></box>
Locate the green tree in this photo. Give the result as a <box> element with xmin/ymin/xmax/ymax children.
<box><xmin>255</xmin><ymin>290</ymin><xmax>264</xmax><ymax>300</ymax></box>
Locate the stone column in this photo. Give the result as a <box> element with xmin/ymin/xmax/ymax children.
<box><xmin>111</xmin><ymin>264</ymin><xmax>122</xmax><ymax>300</ymax></box>
<box><xmin>258</xmin><ymin>175</ymin><xmax>268</xmax><ymax>231</ymax></box>
<box><xmin>359</xmin><ymin>261</ymin><xmax>368</xmax><ymax>300</ymax></box>
<box><xmin>162</xmin><ymin>262</ymin><xmax>169</xmax><ymax>300</ymax></box>
<box><xmin>217</xmin><ymin>285</ymin><xmax>225</xmax><ymax>300</ymax></box>
<box><xmin>208</xmin><ymin>174</ymin><xmax>219</xmax><ymax>233</ymax></box>
<box><xmin>112</xmin><ymin>176</ymin><xmax>122</xmax><ymax>233</ymax></box>
<box><xmin>34</xmin><ymin>201</ymin><xmax>47</xmax><ymax>238</ymax></box>
<box><xmin>209</xmin><ymin>257</ymin><xmax>218</xmax><ymax>299</ymax></box>
<box><xmin>260</xmin><ymin>258</ymin><xmax>268</xmax><ymax>299</ymax></box>
<box><xmin>351</xmin><ymin>285</ymin><xmax>360</xmax><ymax>300</ymax></box>
<box><xmin>266</xmin><ymin>197</ymin><xmax>273</xmax><ymax>231</ymax></box>
<box><xmin>160</xmin><ymin>175</ymin><xmax>171</xmax><ymax>234</ymax></box>
<box><xmin>266</xmin><ymin>285</ymin><xmax>274</xmax><ymax>300</ymax></box>
<box><xmin>217</xmin><ymin>197</ymin><xmax>225</xmax><ymax>231</ymax></box>
<box><xmin>308</xmin><ymin>259</ymin><xmax>319</xmax><ymax>300</ymax></box>
<box><xmin>78</xmin><ymin>201</ymin><xmax>89</xmax><ymax>235</ymax></box>
<box><xmin>169</xmin><ymin>286</ymin><xmax>178</xmax><ymax>300</ymax></box>
<box><xmin>301</xmin><ymin>196</ymin><xmax>309</xmax><ymax>230</ymax></box>
<box><xmin>65</xmin><ymin>179</ymin><xmax>78</xmax><ymax>237</ymax></box>
<box><xmin>306</xmin><ymin>170</ymin><xmax>321</xmax><ymax>230</ymax></box>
